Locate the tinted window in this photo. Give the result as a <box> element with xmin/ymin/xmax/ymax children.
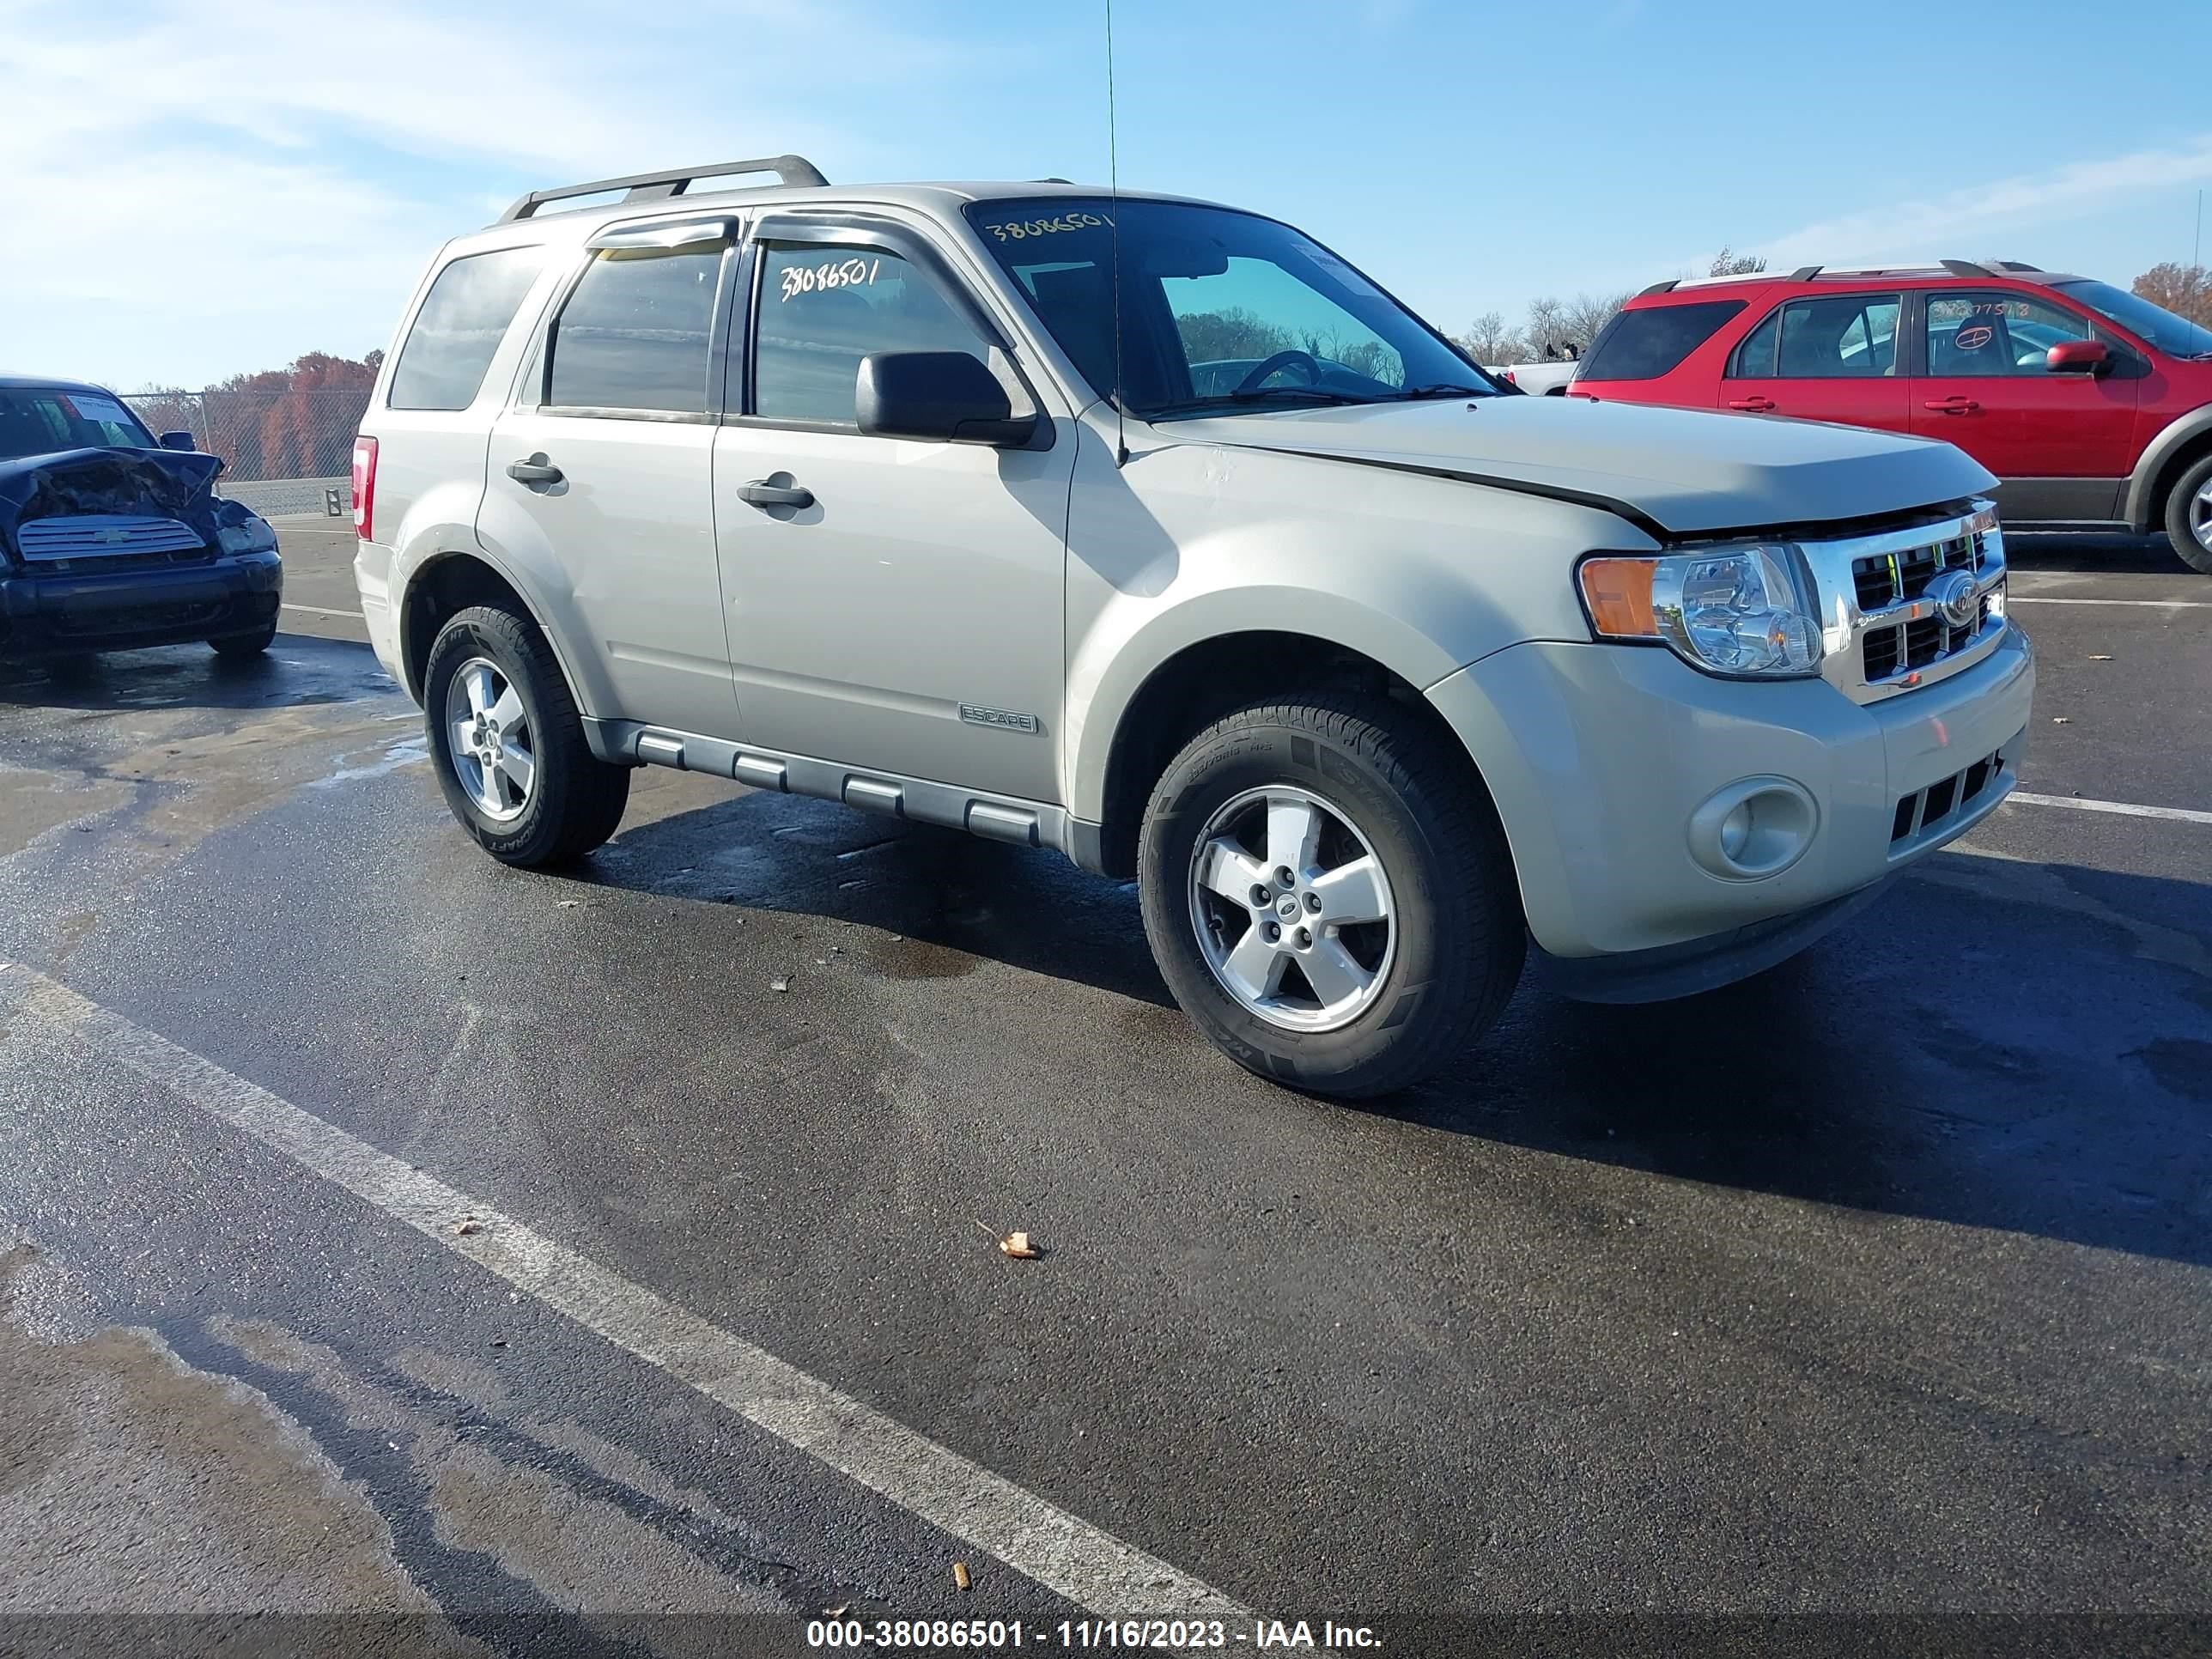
<box><xmin>546</xmin><ymin>244</ymin><xmax>724</xmax><ymax>413</ymax></box>
<box><xmin>1729</xmin><ymin>294</ymin><xmax>1900</xmax><ymax>378</ymax></box>
<box><xmin>963</xmin><ymin>198</ymin><xmax>1492</xmax><ymax>418</ymax></box>
<box><xmin>0</xmin><ymin>386</ymin><xmax>156</xmax><ymax>460</ymax></box>
<box><xmin>752</xmin><ymin>242</ymin><xmax>1000</xmax><ymax>426</ymax></box>
<box><xmin>1925</xmin><ymin>291</ymin><xmax>2095</xmax><ymax>377</ymax></box>
<box><xmin>1579</xmin><ymin>301</ymin><xmax>1745</xmax><ymax>380</ymax></box>
<box><xmin>388</xmin><ymin>246</ymin><xmax>544</xmax><ymax>411</ymax></box>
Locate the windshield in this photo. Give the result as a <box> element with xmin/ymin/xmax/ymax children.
<box><xmin>2055</xmin><ymin>280</ymin><xmax>2212</xmax><ymax>358</ymax></box>
<box><xmin>0</xmin><ymin>386</ymin><xmax>160</xmax><ymax>461</ymax></box>
<box><xmin>964</xmin><ymin>198</ymin><xmax>1496</xmax><ymax>419</ymax></box>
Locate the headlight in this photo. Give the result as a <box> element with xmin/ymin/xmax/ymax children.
<box><xmin>217</xmin><ymin>516</ymin><xmax>277</xmax><ymax>555</ymax></box>
<box><xmin>1577</xmin><ymin>543</ymin><xmax>1822</xmax><ymax>678</ymax></box>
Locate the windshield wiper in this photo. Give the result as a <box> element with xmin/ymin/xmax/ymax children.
<box><xmin>1224</xmin><ymin>386</ymin><xmax>1376</xmax><ymax>405</ymax></box>
<box><xmin>1391</xmin><ymin>383</ymin><xmax>1491</xmax><ymax>400</ymax></box>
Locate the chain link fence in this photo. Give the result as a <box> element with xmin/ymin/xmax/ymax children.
<box><xmin>123</xmin><ymin>388</ymin><xmax>371</xmax><ymax>518</ymax></box>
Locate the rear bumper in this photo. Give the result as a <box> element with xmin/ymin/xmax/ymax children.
<box><xmin>1426</xmin><ymin>625</ymin><xmax>2034</xmax><ymax>962</ymax></box>
<box><xmin>0</xmin><ymin>550</ymin><xmax>282</xmax><ymax>656</ymax></box>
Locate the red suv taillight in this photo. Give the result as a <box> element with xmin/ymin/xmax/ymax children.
<box><xmin>352</xmin><ymin>436</ymin><xmax>379</xmax><ymax>542</ymax></box>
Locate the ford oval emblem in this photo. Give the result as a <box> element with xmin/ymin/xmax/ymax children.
<box><xmin>1928</xmin><ymin>569</ymin><xmax>1980</xmax><ymax>630</ymax></box>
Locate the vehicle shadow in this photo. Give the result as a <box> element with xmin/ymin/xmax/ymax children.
<box><xmin>580</xmin><ymin>784</ymin><xmax>1178</xmax><ymax>1009</ymax></box>
<box><xmin>2004</xmin><ymin>529</ymin><xmax>2181</xmax><ymax>574</ymax></box>
<box><xmin>0</xmin><ymin>631</ymin><xmax>395</xmax><ymax>715</ymax></box>
<box><xmin>587</xmin><ymin>792</ymin><xmax>2212</xmax><ymax>1268</ymax></box>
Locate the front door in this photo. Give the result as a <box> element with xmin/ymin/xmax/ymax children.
<box><xmin>1911</xmin><ymin>289</ymin><xmax>2141</xmax><ymax>519</ymax></box>
<box><xmin>711</xmin><ymin>222</ymin><xmax>1072</xmax><ymax>805</ymax></box>
<box><xmin>1715</xmin><ymin>290</ymin><xmax>1911</xmax><ymax>434</ymax></box>
<box><xmin>480</xmin><ymin>220</ymin><xmax>739</xmax><ymax>738</ymax></box>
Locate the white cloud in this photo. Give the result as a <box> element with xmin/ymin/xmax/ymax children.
<box><xmin>0</xmin><ymin>0</ymin><xmax>1025</xmax><ymax>386</ymax></box>
<box><xmin>1753</xmin><ymin>137</ymin><xmax>2212</xmax><ymax>268</ymax></box>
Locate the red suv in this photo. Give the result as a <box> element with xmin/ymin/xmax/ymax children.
<box><xmin>1571</xmin><ymin>260</ymin><xmax>2212</xmax><ymax>573</ymax></box>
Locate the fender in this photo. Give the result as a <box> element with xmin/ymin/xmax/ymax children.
<box><xmin>2125</xmin><ymin>405</ymin><xmax>2212</xmax><ymax>532</ymax></box>
<box><xmin>1060</xmin><ymin>431</ymin><xmax>1638</xmax><ymax>823</ymax></box>
<box><xmin>1067</xmin><ymin>586</ymin><xmax>1464</xmax><ymax>820</ymax></box>
<box><xmin>390</xmin><ymin>508</ymin><xmax>602</xmax><ymax>715</ymax></box>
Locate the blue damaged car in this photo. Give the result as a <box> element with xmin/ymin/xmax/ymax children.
<box><xmin>0</xmin><ymin>374</ymin><xmax>283</xmax><ymax>661</ymax></box>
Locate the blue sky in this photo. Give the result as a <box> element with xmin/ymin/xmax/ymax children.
<box><xmin>4</xmin><ymin>0</ymin><xmax>2208</xmax><ymax>389</ymax></box>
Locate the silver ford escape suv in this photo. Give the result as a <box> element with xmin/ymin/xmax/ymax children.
<box><xmin>354</xmin><ymin>155</ymin><xmax>2033</xmax><ymax>1097</ymax></box>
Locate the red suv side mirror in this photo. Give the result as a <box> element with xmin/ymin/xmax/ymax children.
<box><xmin>2046</xmin><ymin>338</ymin><xmax>2110</xmax><ymax>374</ymax></box>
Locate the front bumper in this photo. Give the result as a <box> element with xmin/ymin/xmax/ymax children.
<box><xmin>1426</xmin><ymin>623</ymin><xmax>2034</xmax><ymax>963</ymax></box>
<box><xmin>0</xmin><ymin>549</ymin><xmax>283</xmax><ymax>656</ymax></box>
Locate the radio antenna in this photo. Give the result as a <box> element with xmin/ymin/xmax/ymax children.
<box><xmin>1105</xmin><ymin>0</ymin><xmax>1128</xmax><ymax>466</ymax></box>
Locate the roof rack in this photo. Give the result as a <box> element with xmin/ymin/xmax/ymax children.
<box><xmin>498</xmin><ymin>155</ymin><xmax>829</xmax><ymax>223</ymax></box>
<box><xmin>1640</xmin><ymin>256</ymin><xmax>2048</xmax><ymax>301</ymax></box>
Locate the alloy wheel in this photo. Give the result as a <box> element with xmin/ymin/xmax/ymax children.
<box><xmin>443</xmin><ymin>656</ymin><xmax>536</xmax><ymax>823</ymax></box>
<box><xmin>1187</xmin><ymin>785</ymin><xmax>1396</xmax><ymax>1032</ymax></box>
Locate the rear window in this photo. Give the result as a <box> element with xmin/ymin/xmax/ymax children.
<box><xmin>1580</xmin><ymin>300</ymin><xmax>1747</xmax><ymax>381</ymax></box>
<box><xmin>388</xmin><ymin>246</ymin><xmax>545</xmax><ymax>411</ymax></box>
<box><xmin>545</xmin><ymin>243</ymin><xmax>723</xmax><ymax>414</ymax></box>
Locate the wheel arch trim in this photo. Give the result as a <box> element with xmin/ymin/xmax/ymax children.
<box><xmin>393</xmin><ymin>541</ymin><xmax>593</xmax><ymax>714</ymax></box>
<box><xmin>1067</xmin><ymin>590</ymin><xmax>1468</xmax><ymax>830</ymax></box>
<box><xmin>2125</xmin><ymin>406</ymin><xmax>2212</xmax><ymax>532</ymax></box>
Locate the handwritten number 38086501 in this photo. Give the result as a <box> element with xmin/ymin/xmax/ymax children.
<box><xmin>779</xmin><ymin>257</ymin><xmax>882</xmax><ymax>301</ymax></box>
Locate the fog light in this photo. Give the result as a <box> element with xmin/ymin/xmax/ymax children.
<box><xmin>1718</xmin><ymin>800</ymin><xmax>1753</xmax><ymax>861</ymax></box>
<box><xmin>1688</xmin><ymin>778</ymin><xmax>1819</xmax><ymax>880</ymax></box>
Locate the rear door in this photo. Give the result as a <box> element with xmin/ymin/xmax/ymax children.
<box><xmin>480</xmin><ymin>217</ymin><xmax>741</xmax><ymax>738</ymax></box>
<box><xmin>1910</xmin><ymin>288</ymin><xmax>2140</xmax><ymax>518</ymax></box>
<box><xmin>1717</xmin><ymin>291</ymin><xmax>1910</xmax><ymax>433</ymax></box>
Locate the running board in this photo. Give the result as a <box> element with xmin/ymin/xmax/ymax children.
<box><xmin>582</xmin><ymin>718</ymin><xmax>1060</xmax><ymax>856</ymax></box>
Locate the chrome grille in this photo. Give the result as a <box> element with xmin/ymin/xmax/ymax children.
<box><xmin>15</xmin><ymin>514</ymin><xmax>207</xmax><ymax>562</ymax></box>
<box><xmin>1799</xmin><ymin>501</ymin><xmax>2008</xmax><ymax>707</ymax></box>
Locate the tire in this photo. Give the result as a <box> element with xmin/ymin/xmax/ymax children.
<box><xmin>208</xmin><ymin>619</ymin><xmax>278</xmax><ymax>657</ymax></box>
<box><xmin>423</xmin><ymin>603</ymin><xmax>630</xmax><ymax>867</ymax></box>
<box><xmin>2162</xmin><ymin>451</ymin><xmax>2212</xmax><ymax>576</ymax></box>
<box><xmin>1137</xmin><ymin>691</ymin><xmax>1524</xmax><ymax>1098</ymax></box>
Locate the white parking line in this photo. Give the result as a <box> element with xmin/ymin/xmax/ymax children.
<box><xmin>2008</xmin><ymin>792</ymin><xmax>2212</xmax><ymax>826</ymax></box>
<box><xmin>2006</xmin><ymin>596</ymin><xmax>2210</xmax><ymax>609</ymax></box>
<box><xmin>282</xmin><ymin>603</ymin><xmax>364</xmax><ymax>619</ymax></box>
<box><xmin>0</xmin><ymin>963</ymin><xmax>1247</xmax><ymax>1624</ymax></box>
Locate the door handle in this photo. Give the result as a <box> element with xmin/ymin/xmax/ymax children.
<box><xmin>739</xmin><ymin>480</ymin><xmax>815</xmax><ymax>510</ymax></box>
<box><xmin>506</xmin><ymin>455</ymin><xmax>564</xmax><ymax>484</ymax></box>
<box><xmin>1923</xmin><ymin>398</ymin><xmax>1982</xmax><ymax>414</ymax></box>
<box><xmin>1727</xmin><ymin>396</ymin><xmax>1777</xmax><ymax>412</ymax></box>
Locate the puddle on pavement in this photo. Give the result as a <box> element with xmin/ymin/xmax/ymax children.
<box><xmin>0</xmin><ymin>1246</ymin><xmax>465</xmax><ymax>1637</ymax></box>
<box><xmin>0</xmin><ymin>767</ymin><xmax>132</xmax><ymax>858</ymax></box>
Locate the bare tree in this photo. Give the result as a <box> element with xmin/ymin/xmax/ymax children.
<box><xmin>2132</xmin><ymin>261</ymin><xmax>2212</xmax><ymax>327</ymax></box>
<box><xmin>1560</xmin><ymin>290</ymin><xmax>1632</xmax><ymax>355</ymax></box>
<box><xmin>1456</xmin><ymin>310</ymin><xmax>1522</xmax><ymax>364</ymax></box>
<box><xmin>1524</xmin><ymin>295</ymin><xmax>1570</xmax><ymax>361</ymax></box>
<box><xmin>1708</xmin><ymin>246</ymin><xmax>1767</xmax><ymax>276</ymax></box>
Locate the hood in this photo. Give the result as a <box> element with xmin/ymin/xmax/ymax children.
<box><xmin>1151</xmin><ymin>396</ymin><xmax>1998</xmax><ymax>538</ymax></box>
<box><xmin>0</xmin><ymin>447</ymin><xmax>229</xmax><ymax>556</ymax></box>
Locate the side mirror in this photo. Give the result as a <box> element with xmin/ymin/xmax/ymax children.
<box><xmin>2046</xmin><ymin>338</ymin><xmax>2109</xmax><ymax>375</ymax></box>
<box><xmin>856</xmin><ymin>351</ymin><xmax>1036</xmax><ymax>447</ymax></box>
<box><xmin>159</xmin><ymin>430</ymin><xmax>198</xmax><ymax>451</ymax></box>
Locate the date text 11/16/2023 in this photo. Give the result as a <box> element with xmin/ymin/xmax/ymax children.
<box><xmin>806</xmin><ymin>1617</ymin><xmax>1383</xmax><ymax>1650</ymax></box>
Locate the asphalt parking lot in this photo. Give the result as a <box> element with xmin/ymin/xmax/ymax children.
<box><xmin>2</xmin><ymin>520</ymin><xmax>2208</xmax><ymax>1655</ymax></box>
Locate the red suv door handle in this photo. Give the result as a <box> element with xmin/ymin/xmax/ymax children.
<box><xmin>1923</xmin><ymin>397</ymin><xmax>1982</xmax><ymax>414</ymax></box>
<box><xmin>1727</xmin><ymin>396</ymin><xmax>1777</xmax><ymax>412</ymax></box>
